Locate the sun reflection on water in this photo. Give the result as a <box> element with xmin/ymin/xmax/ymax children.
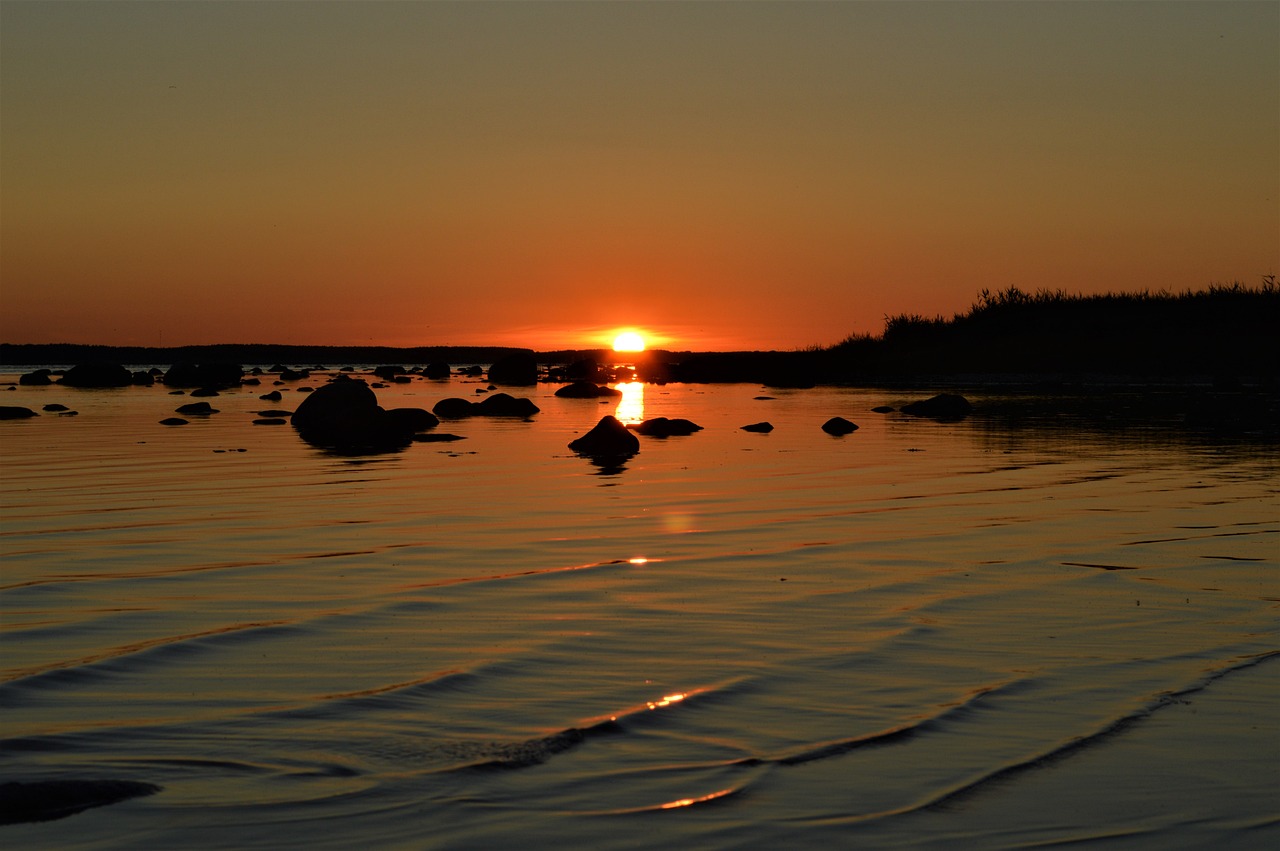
<box><xmin>613</xmin><ymin>381</ymin><xmax>644</xmax><ymax>425</ymax></box>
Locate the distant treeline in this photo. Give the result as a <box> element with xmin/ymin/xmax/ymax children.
<box><xmin>0</xmin><ymin>343</ymin><xmax>533</xmax><ymax>368</ymax></box>
<box><xmin>671</xmin><ymin>282</ymin><xmax>1279</xmax><ymax>384</ymax></box>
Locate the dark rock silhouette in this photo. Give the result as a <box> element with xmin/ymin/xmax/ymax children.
<box><xmin>280</xmin><ymin>368</ymin><xmax>309</xmax><ymax>381</ymax></box>
<box><xmin>555</xmin><ymin>381</ymin><xmax>621</xmax><ymax>399</ymax></box>
<box><xmin>476</xmin><ymin>393</ymin><xmax>539</xmax><ymax>417</ymax></box>
<box><xmin>632</xmin><ymin>417</ymin><xmax>703</xmax><ymax>437</ymax></box>
<box><xmin>373</xmin><ymin>365</ymin><xmax>404</xmax><ymax>380</ymax></box>
<box><xmin>424</xmin><ymin>363</ymin><xmax>451</xmax><ymax>379</ymax></box>
<box><xmin>569</xmin><ymin>415</ymin><xmax>640</xmax><ymax>456</ymax></box>
<box><xmin>132</xmin><ymin>371</ymin><xmax>155</xmax><ymax>386</ymax></box>
<box><xmin>432</xmin><ymin>397</ymin><xmax>477</xmax><ymax>419</ymax></box>
<box><xmin>0</xmin><ymin>779</ymin><xmax>160</xmax><ymax>825</ymax></box>
<box><xmin>189</xmin><ymin>388</ymin><xmax>220</xmax><ymax>397</ymax></box>
<box><xmin>488</xmin><ymin>352</ymin><xmax>538</xmax><ymax>386</ymax></box>
<box><xmin>432</xmin><ymin>394</ymin><xmax>539</xmax><ymax>418</ymax></box>
<box><xmin>61</xmin><ymin>363</ymin><xmax>132</xmax><ymax>388</ymax></box>
<box><xmin>900</xmin><ymin>394</ymin><xmax>972</xmax><ymax>420</ymax></box>
<box><xmin>164</xmin><ymin>362</ymin><xmax>242</xmax><ymax>389</ymax></box>
<box><xmin>257</xmin><ymin>409</ymin><xmax>293</xmax><ymax>417</ymax></box>
<box><xmin>0</xmin><ymin>406</ymin><xmax>38</xmax><ymax>419</ymax></box>
<box><xmin>460</xmin><ymin>365</ymin><xmax>484</xmax><ymax>377</ymax></box>
<box><xmin>413</xmin><ymin>432</ymin><xmax>466</xmax><ymax>442</ymax></box>
<box><xmin>822</xmin><ymin>417</ymin><xmax>859</xmax><ymax>435</ymax></box>
<box><xmin>175</xmin><ymin>402</ymin><xmax>218</xmax><ymax>415</ymax></box>
<box><xmin>290</xmin><ymin>378</ymin><xmax>413</xmax><ymax>452</ymax></box>
<box><xmin>260</xmin><ymin>390</ymin><xmax>283</xmax><ymax>402</ymax></box>
<box><xmin>253</xmin><ymin>418</ymin><xmax>287</xmax><ymax>425</ymax></box>
<box><xmin>871</xmin><ymin>405</ymin><xmax>895</xmax><ymax>413</ymax></box>
<box><xmin>741</xmin><ymin>421</ymin><xmax>774</xmax><ymax>433</ymax></box>
<box><xmin>19</xmin><ymin>370</ymin><xmax>52</xmax><ymax>386</ymax></box>
<box><xmin>159</xmin><ymin>417</ymin><xmax>188</xmax><ymax>426</ymax></box>
<box><xmin>385</xmin><ymin>407</ymin><xmax>439</xmax><ymax>432</ymax></box>
<box><xmin>43</xmin><ymin>403</ymin><xmax>70</xmax><ymax>412</ymax></box>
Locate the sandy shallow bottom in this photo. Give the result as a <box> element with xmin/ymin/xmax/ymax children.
<box><xmin>1</xmin><ymin>371</ymin><xmax>1277</xmax><ymax>848</ymax></box>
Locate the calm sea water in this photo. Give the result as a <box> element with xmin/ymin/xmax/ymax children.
<box><xmin>2</xmin><ymin>371</ymin><xmax>1277</xmax><ymax>849</ymax></box>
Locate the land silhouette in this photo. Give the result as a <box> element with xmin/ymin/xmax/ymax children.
<box><xmin>2</xmin><ymin>283</ymin><xmax>1275</xmax><ymax>387</ymax></box>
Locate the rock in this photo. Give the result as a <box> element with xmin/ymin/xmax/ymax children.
<box><xmin>475</xmin><ymin>393</ymin><xmax>539</xmax><ymax>417</ymax></box>
<box><xmin>488</xmin><ymin>352</ymin><xmax>538</xmax><ymax>386</ymax></box>
<box><xmin>460</xmin><ymin>365</ymin><xmax>484</xmax><ymax>377</ymax></box>
<box><xmin>373</xmin><ymin>365</ymin><xmax>404</xmax><ymax>380</ymax></box>
<box><xmin>253</xmin><ymin>418</ymin><xmax>287</xmax><ymax>425</ymax></box>
<box><xmin>413</xmin><ymin>432</ymin><xmax>466</xmax><ymax>442</ymax></box>
<box><xmin>241</xmin><ymin>377</ymin><xmax>260</xmax><ymax>386</ymax></box>
<box><xmin>280</xmin><ymin>368</ymin><xmax>309</xmax><ymax>381</ymax></box>
<box><xmin>189</xmin><ymin>388</ymin><xmax>220</xmax><ymax>398</ymax></box>
<box><xmin>564</xmin><ymin>358</ymin><xmax>602</xmax><ymax>382</ymax></box>
<box><xmin>0</xmin><ymin>778</ymin><xmax>160</xmax><ymax>825</ymax></box>
<box><xmin>871</xmin><ymin>405</ymin><xmax>895</xmax><ymax>413</ymax></box>
<box><xmin>424</xmin><ymin>363</ymin><xmax>451</xmax><ymax>379</ymax></box>
<box><xmin>61</xmin><ymin>363</ymin><xmax>132</xmax><ymax>388</ymax></box>
<box><xmin>42</xmin><ymin>403</ymin><xmax>70</xmax><ymax>412</ymax></box>
<box><xmin>19</xmin><ymin>370</ymin><xmax>52</xmax><ymax>386</ymax></box>
<box><xmin>821</xmin><ymin>417</ymin><xmax>859</xmax><ymax>435</ymax></box>
<box><xmin>260</xmin><ymin>391</ymin><xmax>283</xmax><ymax>402</ymax></box>
<box><xmin>0</xmin><ymin>406</ymin><xmax>38</xmax><ymax>419</ymax></box>
<box><xmin>569</xmin><ymin>415</ymin><xmax>640</xmax><ymax>456</ymax></box>
<box><xmin>290</xmin><ymin>378</ymin><xmax>413</xmax><ymax>452</ymax></box>
<box><xmin>741</xmin><ymin>421</ymin><xmax>774</xmax><ymax>433</ymax></box>
<box><xmin>159</xmin><ymin>417</ymin><xmax>188</xmax><ymax>426</ymax></box>
<box><xmin>257</xmin><ymin>409</ymin><xmax>293</xmax><ymax>417</ymax></box>
<box><xmin>58</xmin><ymin>410</ymin><xmax>79</xmax><ymax>417</ymax></box>
<box><xmin>164</xmin><ymin>362</ymin><xmax>243</xmax><ymax>389</ymax></box>
<box><xmin>385</xmin><ymin>407</ymin><xmax>439</xmax><ymax>432</ymax></box>
<box><xmin>900</xmin><ymin>394</ymin><xmax>972</xmax><ymax>420</ymax></box>
<box><xmin>753</xmin><ymin>395</ymin><xmax>776</xmax><ymax>401</ymax></box>
<box><xmin>555</xmin><ymin>381</ymin><xmax>621</xmax><ymax>399</ymax></box>
<box><xmin>131</xmin><ymin>371</ymin><xmax>155</xmax><ymax>386</ymax></box>
<box><xmin>632</xmin><ymin>417</ymin><xmax>702</xmax><ymax>437</ymax></box>
<box><xmin>175</xmin><ymin>402</ymin><xmax>218</xmax><ymax>415</ymax></box>
<box><xmin>432</xmin><ymin>397</ymin><xmax>477</xmax><ymax>419</ymax></box>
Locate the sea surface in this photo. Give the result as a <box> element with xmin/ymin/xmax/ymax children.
<box><xmin>2</xmin><ymin>371</ymin><xmax>1277</xmax><ymax>849</ymax></box>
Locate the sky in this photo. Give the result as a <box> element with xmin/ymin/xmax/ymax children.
<box><xmin>1</xmin><ymin>1</ymin><xmax>1276</xmax><ymax>352</ymax></box>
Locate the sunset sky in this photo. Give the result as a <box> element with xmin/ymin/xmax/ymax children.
<box><xmin>2</xmin><ymin>1</ymin><xmax>1276</xmax><ymax>352</ymax></box>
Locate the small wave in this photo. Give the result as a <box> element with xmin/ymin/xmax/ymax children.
<box><xmin>908</xmin><ymin>650</ymin><xmax>1280</xmax><ymax>814</ymax></box>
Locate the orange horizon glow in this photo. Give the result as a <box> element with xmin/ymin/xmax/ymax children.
<box><xmin>1</xmin><ymin>3</ymin><xmax>1275</xmax><ymax>352</ymax></box>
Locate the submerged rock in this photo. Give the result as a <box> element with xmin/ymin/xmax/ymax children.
<box><xmin>569</xmin><ymin>415</ymin><xmax>640</xmax><ymax>456</ymax></box>
<box><xmin>871</xmin><ymin>405</ymin><xmax>895</xmax><ymax>413</ymax></box>
<box><xmin>413</xmin><ymin>432</ymin><xmax>466</xmax><ymax>442</ymax></box>
<box><xmin>0</xmin><ymin>779</ymin><xmax>160</xmax><ymax>825</ymax></box>
<box><xmin>632</xmin><ymin>417</ymin><xmax>703</xmax><ymax>437</ymax></box>
<box><xmin>0</xmin><ymin>406</ymin><xmax>38</xmax><ymax>420</ymax></box>
<box><xmin>821</xmin><ymin>417</ymin><xmax>859</xmax><ymax>436</ymax></box>
<box><xmin>741</xmin><ymin>421</ymin><xmax>774</xmax><ymax>433</ymax></box>
<box><xmin>555</xmin><ymin>381</ymin><xmax>621</xmax><ymax>399</ymax></box>
<box><xmin>159</xmin><ymin>417</ymin><xmax>188</xmax><ymax>426</ymax></box>
<box><xmin>43</xmin><ymin>403</ymin><xmax>70</xmax><ymax>412</ymax></box>
<box><xmin>900</xmin><ymin>394</ymin><xmax>972</xmax><ymax>420</ymax></box>
<box><xmin>175</xmin><ymin>402</ymin><xmax>218</xmax><ymax>415</ymax></box>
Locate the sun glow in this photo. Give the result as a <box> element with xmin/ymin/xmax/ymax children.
<box><xmin>612</xmin><ymin>331</ymin><xmax>646</xmax><ymax>352</ymax></box>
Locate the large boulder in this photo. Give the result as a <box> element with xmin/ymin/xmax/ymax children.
<box><xmin>61</xmin><ymin>363</ymin><xmax>132</xmax><ymax>388</ymax></box>
<box><xmin>488</xmin><ymin>352</ymin><xmax>538</xmax><ymax>386</ymax></box>
<box><xmin>19</xmin><ymin>370</ymin><xmax>52</xmax><ymax>386</ymax></box>
<box><xmin>569</xmin><ymin>415</ymin><xmax>640</xmax><ymax>456</ymax></box>
<box><xmin>433</xmin><ymin>397</ymin><xmax>477</xmax><ymax>419</ymax></box>
<box><xmin>290</xmin><ymin>378</ymin><xmax>413</xmax><ymax>452</ymax></box>
<box><xmin>385</xmin><ymin>407</ymin><xmax>439</xmax><ymax>432</ymax></box>
<box><xmin>164</xmin><ymin>362</ymin><xmax>243</xmax><ymax>389</ymax></box>
<box><xmin>424</xmin><ymin>363</ymin><xmax>451</xmax><ymax>380</ymax></box>
<box><xmin>900</xmin><ymin>394</ymin><xmax>972</xmax><ymax>420</ymax></box>
<box><xmin>0</xmin><ymin>406</ymin><xmax>38</xmax><ymax>420</ymax></box>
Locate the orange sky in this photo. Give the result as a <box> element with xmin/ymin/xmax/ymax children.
<box><xmin>2</xmin><ymin>1</ymin><xmax>1276</xmax><ymax>352</ymax></box>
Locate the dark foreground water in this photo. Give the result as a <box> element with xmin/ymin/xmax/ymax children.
<box><xmin>2</xmin><ymin>373</ymin><xmax>1277</xmax><ymax>849</ymax></box>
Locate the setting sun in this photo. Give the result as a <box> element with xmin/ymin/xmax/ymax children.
<box><xmin>612</xmin><ymin>331</ymin><xmax>646</xmax><ymax>352</ymax></box>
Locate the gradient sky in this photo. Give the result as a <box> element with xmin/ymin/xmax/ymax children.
<box><xmin>2</xmin><ymin>1</ymin><xmax>1276</xmax><ymax>351</ymax></box>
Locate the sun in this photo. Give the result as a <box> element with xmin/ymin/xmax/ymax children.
<box><xmin>612</xmin><ymin>331</ymin><xmax>646</xmax><ymax>353</ymax></box>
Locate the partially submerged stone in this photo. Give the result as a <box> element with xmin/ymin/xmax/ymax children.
<box><xmin>741</xmin><ymin>421</ymin><xmax>774</xmax><ymax>433</ymax></box>
<box><xmin>569</xmin><ymin>415</ymin><xmax>640</xmax><ymax>456</ymax></box>
<box><xmin>900</xmin><ymin>394</ymin><xmax>972</xmax><ymax>420</ymax></box>
<box><xmin>821</xmin><ymin>416</ymin><xmax>859</xmax><ymax>436</ymax></box>
<box><xmin>632</xmin><ymin>417</ymin><xmax>703</xmax><ymax>437</ymax></box>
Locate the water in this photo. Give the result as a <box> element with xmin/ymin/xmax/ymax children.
<box><xmin>2</xmin><ymin>373</ymin><xmax>1277</xmax><ymax>848</ymax></box>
